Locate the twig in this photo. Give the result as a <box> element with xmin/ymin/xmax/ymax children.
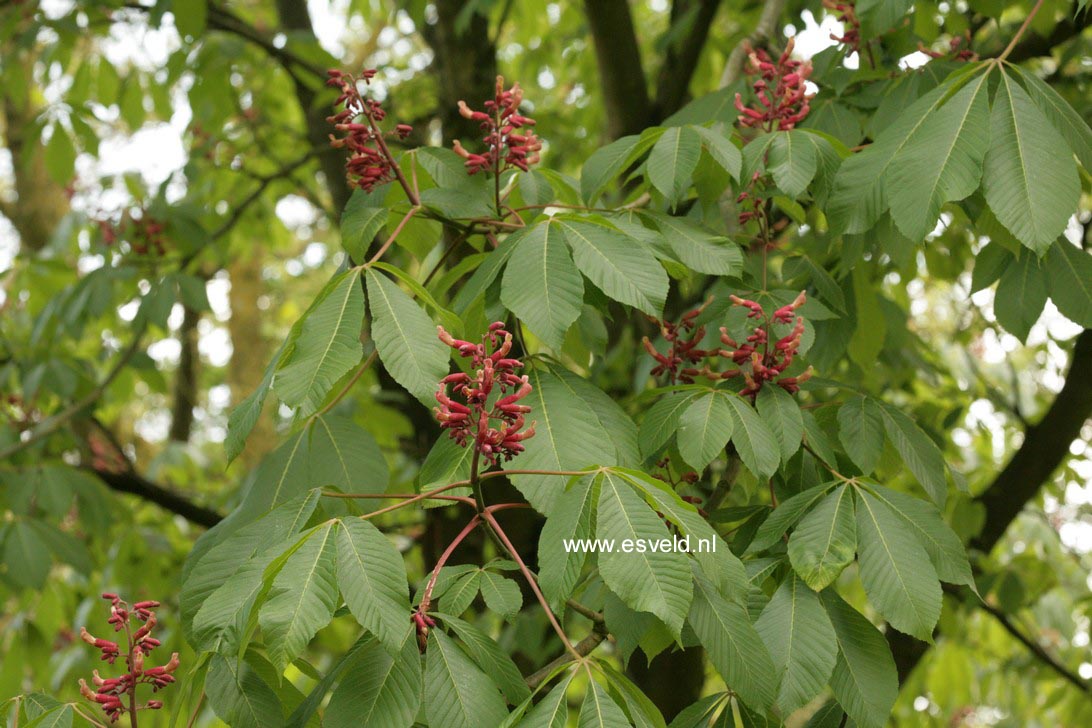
<box><xmin>718</xmin><ymin>0</ymin><xmax>789</xmax><ymax>88</ymax></box>
<box><xmin>0</xmin><ymin>328</ymin><xmax>146</xmax><ymax>461</ymax></box>
<box><xmin>996</xmin><ymin>0</ymin><xmax>1046</xmax><ymax>63</ymax></box>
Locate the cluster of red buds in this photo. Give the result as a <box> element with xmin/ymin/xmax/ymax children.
<box><xmin>642</xmin><ymin>300</ymin><xmax>712</xmax><ymax>384</ymax></box>
<box><xmin>652</xmin><ymin>456</ymin><xmax>706</xmax><ymax>509</ymax></box>
<box><xmin>824</xmin><ymin>0</ymin><xmax>862</xmax><ymax>53</ymax></box>
<box><xmin>917</xmin><ymin>32</ymin><xmax>977</xmax><ymax>62</ymax></box>
<box><xmin>734</xmin><ymin>38</ymin><xmax>813</xmax><ymax>131</ymax></box>
<box><xmin>434</xmin><ymin>322</ymin><xmax>536</xmax><ymax>466</ymax></box>
<box><xmin>97</xmin><ymin>209</ymin><xmax>167</xmax><ymax>256</ymax></box>
<box><xmin>326</xmin><ymin>68</ymin><xmax>412</xmax><ymax>192</ymax></box>
<box><xmin>736</xmin><ymin>169</ymin><xmax>769</xmax><ymax>227</ymax></box>
<box><xmin>715</xmin><ymin>292</ymin><xmax>813</xmax><ymax>398</ymax></box>
<box><xmin>79</xmin><ymin>594</ymin><xmax>178</xmax><ymax>723</ymax></box>
<box><xmin>411</xmin><ymin>610</ymin><xmax>437</xmax><ymax>653</ymax></box>
<box><xmin>453</xmin><ymin>76</ymin><xmax>541</xmax><ymax>174</ymax></box>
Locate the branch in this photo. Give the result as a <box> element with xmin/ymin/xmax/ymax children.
<box><xmin>88</xmin><ymin>467</ymin><xmax>224</xmax><ymax>529</ymax></box>
<box><xmin>582</xmin><ymin>0</ymin><xmax>652</xmax><ymax>139</ymax></box>
<box><xmin>652</xmin><ymin>0</ymin><xmax>723</xmax><ymax>120</ymax></box>
<box><xmin>718</xmin><ymin>0</ymin><xmax>788</xmax><ymax>88</ymax></box>
<box><xmin>205</xmin><ymin>5</ymin><xmax>327</xmax><ymax>80</ymax></box>
<box><xmin>993</xmin><ymin>15</ymin><xmax>1088</xmax><ymax>63</ymax></box>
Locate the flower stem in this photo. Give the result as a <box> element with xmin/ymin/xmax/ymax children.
<box><xmin>997</xmin><ymin>0</ymin><xmax>1045</xmax><ymax>63</ymax></box>
<box><xmin>419</xmin><ymin>515</ymin><xmax>481</xmax><ymax>613</ymax></box>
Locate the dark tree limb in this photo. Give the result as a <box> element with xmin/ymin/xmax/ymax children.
<box><xmin>89</xmin><ymin>467</ymin><xmax>224</xmax><ymax>528</ymax></box>
<box><xmin>169</xmin><ymin>306</ymin><xmax>200</xmax><ymax>442</ymax></box>
<box><xmin>652</xmin><ymin>0</ymin><xmax>722</xmax><ymax>120</ymax></box>
<box><xmin>583</xmin><ymin>0</ymin><xmax>652</xmax><ymax>139</ymax></box>
<box><xmin>889</xmin><ymin>329</ymin><xmax>1092</xmax><ymax>684</ymax></box>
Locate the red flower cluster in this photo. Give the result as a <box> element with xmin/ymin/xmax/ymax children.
<box><xmin>734</xmin><ymin>38</ymin><xmax>813</xmax><ymax>131</ymax></box>
<box><xmin>824</xmin><ymin>0</ymin><xmax>862</xmax><ymax>53</ymax></box>
<box><xmin>326</xmin><ymin>68</ymin><xmax>412</xmax><ymax>192</ymax></box>
<box><xmin>716</xmin><ymin>292</ymin><xmax>813</xmax><ymax>398</ymax></box>
<box><xmin>918</xmin><ymin>32</ymin><xmax>977</xmax><ymax>62</ymax></box>
<box><xmin>434</xmin><ymin>322</ymin><xmax>536</xmax><ymax>466</ymax></box>
<box><xmin>453</xmin><ymin>76</ymin><xmax>541</xmax><ymax>174</ymax></box>
<box><xmin>79</xmin><ymin>594</ymin><xmax>178</xmax><ymax>723</ymax></box>
<box><xmin>642</xmin><ymin>300</ymin><xmax>712</xmax><ymax>384</ymax></box>
<box><xmin>97</xmin><ymin>210</ymin><xmax>167</xmax><ymax>256</ymax></box>
<box><xmin>735</xmin><ymin>170</ymin><xmax>768</xmax><ymax>226</ymax></box>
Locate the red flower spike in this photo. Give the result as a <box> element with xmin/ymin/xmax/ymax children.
<box><xmin>735</xmin><ymin>39</ymin><xmax>813</xmax><ymax>132</ymax></box>
<box><xmin>643</xmin><ymin>299</ymin><xmax>714</xmax><ymax>384</ymax></box>
<box><xmin>326</xmin><ymin>68</ymin><xmax>411</xmax><ymax>192</ymax></box>
<box><xmin>79</xmin><ymin>595</ymin><xmax>178</xmax><ymax>723</ymax></box>
<box><xmin>715</xmin><ymin>292</ymin><xmax>811</xmax><ymax>400</ymax></box>
<box><xmin>453</xmin><ymin>76</ymin><xmax>542</xmax><ymax>177</ymax></box>
<box><xmin>434</xmin><ymin>324</ymin><xmax>535</xmax><ymax>466</ymax></box>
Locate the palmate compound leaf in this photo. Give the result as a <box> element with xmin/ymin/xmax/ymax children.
<box><xmin>821</xmin><ymin>591</ymin><xmax>899</xmax><ymax>728</ymax></box>
<box><xmin>500</xmin><ymin>219</ymin><xmax>584</xmax><ymax>349</ymax></box>
<box><xmin>755</xmin><ymin>575</ymin><xmax>838</xmax><ymax>715</ymax></box>
<box><xmin>837</xmin><ymin>395</ymin><xmax>884</xmax><ymax>475</ymax></box>
<box><xmin>688</xmin><ymin>565</ymin><xmax>779</xmax><ymax>711</ymax></box>
<box><xmin>425</xmin><ymin>630</ymin><xmax>508</xmax><ymax>728</ymax></box>
<box><xmin>259</xmin><ymin>522</ymin><xmax>340</xmax><ymax>671</ymax></box>
<box><xmin>510</xmin><ymin>363</ymin><xmax>638</xmax><ymax>513</ymax></box>
<box><xmin>335</xmin><ymin>517</ymin><xmax>411</xmax><ymax>654</ymax></box>
<box><xmin>676</xmin><ymin>391</ymin><xmax>734</xmax><ymax>471</ymax></box>
<box><xmin>647</xmin><ymin>125</ymin><xmax>702</xmax><ymax>206</ymax></box>
<box><xmin>724</xmin><ymin>395</ymin><xmax>781</xmax><ymax>480</ymax></box>
<box><xmin>787</xmin><ymin>484</ymin><xmax>857</xmax><ymax>591</ymax></box>
<box><xmin>877</xmin><ymin>401</ymin><xmax>948</xmax><ymax>507</ymax></box>
<box><xmin>747</xmin><ymin>481</ymin><xmax>837</xmax><ymax>554</ymax></box>
<box><xmin>438</xmin><ymin>614</ymin><xmax>530</xmax><ymax>705</ymax></box>
<box><xmin>323</xmin><ymin>632</ymin><xmax>421</xmax><ymax>728</ymax></box>
<box><xmin>273</xmin><ymin>269</ymin><xmax>365</xmax><ymax>413</ymax></box>
<box><xmin>993</xmin><ymin>247</ymin><xmax>1048</xmax><ymax>342</ymax></box>
<box><xmin>983</xmin><ymin>70</ymin><xmax>1081</xmax><ymax>255</ymax></box>
<box><xmin>767</xmin><ymin>129</ymin><xmax>819</xmax><ymax>199</ymax></box>
<box><xmin>885</xmin><ymin>72</ymin><xmax>991</xmax><ymax>242</ymax></box>
<box><xmin>555</xmin><ymin>215</ymin><xmax>668</xmax><ymax>317</ymax></box>
<box><xmin>756</xmin><ymin>385</ymin><xmax>804</xmax><ymax>462</ymax></box>
<box><xmin>1045</xmin><ymin>238</ymin><xmax>1092</xmax><ymax>328</ymax></box>
<box><xmin>205</xmin><ymin>654</ymin><xmax>283</xmax><ymax>728</ymax></box>
<box><xmin>1010</xmin><ymin>64</ymin><xmax>1092</xmax><ymax>171</ymax></box>
<box><xmin>638</xmin><ymin>391</ymin><xmax>700</xmax><ymax>458</ymax></box>
<box><xmin>854</xmin><ymin>487</ymin><xmax>942</xmax><ymax>641</ymax></box>
<box><xmin>517</xmin><ymin>671</ymin><xmax>574</xmax><ymax>728</ymax></box>
<box><xmin>366</xmin><ymin>268</ymin><xmax>450</xmax><ymax>404</ymax></box>
<box><xmin>596</xmin><ymin>470</ymin><xmax>694</xmax><ymax>636</ymax></box>
<box><xmin>597</xmin><ymin>661</ymin><xmax>669</xmax><ymax>728</ymax></box>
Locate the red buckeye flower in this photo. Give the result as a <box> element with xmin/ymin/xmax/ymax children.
<box><xmin>716</xmin><ymin>291</ymin><xmax>814</xmax><ymax>399</ymax></box>
<box><xmin>326</xmin><ymin>68</ymin><xmax>411</xmax><ymax>192</ymax></box>
<box><xmin>434</xmin><ymin>322</ymin><xmax>536</xmax><ymax>466</ymax></box>
<box><xmin>452</xmin><ymin>76</ymin><xmax>542</xmax><ymax>175</ymax></box>
<box><xmin>734</xmin><ymin>37</ymin><xmax>814</xmax><ymax>132</ymax></box>
<box><xmin>642</xmin><ymin>299</ymin><xmax>714</xmax><ymax>384</ymax></box>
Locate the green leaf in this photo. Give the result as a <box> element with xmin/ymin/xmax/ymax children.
<box><xmin>418</xmin><ymin>435</ymin><xmax>473</xmax><ymax>501</ymax></box>
<box><xmin>886</xmin><ymin>74</ymin><xmax>990</xmax><ymax>242</ymax></box>
<box><xmin>970</xmin><ymin>243</ymin><xmax>1013</xmax><ymax>294</ymax></box>
<box><xmin>1045</xmin><ymin>239</ymin><xmax>1092</xmax><ymax>328</ymax></box>
<box><xmin>787</xmin><ymin>485</ymin><xmax>857</xmax><ymax>591</ymax></box>
<box><xmin>1011</xmin><ymin>65</ymin><xmax>1092</xmax><ymax>171</ymax></box>
<box><xmin>848</xmin><ymin>266</ymin><xmax>886</xmax><ymax>368</ymax></box>
<box><xmin>2</xmin><ymin>520</ymin><xmax>50</xmax><ymax>588</ymax></box>
<box><xmin>366</xmin><ymin>268</ymin><xmax>449</xmax><ymax>403</ymax></box>
<box><xmin>520</xmin><ymin>169</ymin><xmax>556</xmax><ymax>206</ymax></box>
<box><xmin>994</xmin><ymin>248</ymin><xmax>1048</xmax><ymax>342</ymax></box>
<box><xmin>639</xmin><ymin>392</ymin><xmax>698</xmax><ymax>458</ymax></box>
<box><xmin>274</xmin><ymin>269</ymin><xmax>364</xmax><ymax>411</ymax></box>
<box><xmin>692</xmin><ymin>125</ymin><xmax>742</xmax><ymax>180</ymax></box>
<box><xmin>821</xmin><ymin>591</ymin><xmax>898</xmax><ymax>728</ymax></box>
<box><xmin>286</xmin><ymin>636</ymin><xmax>371</xmax><ymax>728</ymax></box>
<box><xmin>878</xmin><ymin>402</ymin><xmax>948</xmax><ymax>507</ymax></box>
<box><xmin>578</xmin><ymin>677</ymin><xmax>633</xmax><ymax>728</ymax></box>
<box><xmin>425</xmin><ymin>630</ymin><xmax>508</xmax><ymax>728</ymax></box>
<box><xmin>500</xmin><ymin>220</ymin><xmax>583</xmax><ymax>349</ymax></box>
<box><xmin>259</xmin><ymin>522</ymin><xmax>340</xmax><ymax>670</ymax></box>
<box><xmin>511</xmin><ymin>363</ymin><xmax>637</xmax><ymax>513</ymax></box>
<box><xmin>479</xmin><ymin>569</ymin><xmax>523</xmax><ymax>618</ymax></box>
<box><xmin>645</xmin><ymin>213</ymin><xmax>743</xmax><ymax>276</ymax></box>
<box><xmin>755</xmin><ymin>576</ymin><xmax>838</xmax><ymax>715</ymax></box>
<box><xmin>982</xmin><ymin>71</ymin><xmax>1080</xmax><ymax>254</ymax></box>
<box><xmin>597</xmin><ymin>661</ymin><xmax>668</xmax><ymax>728</ymax></box>
<box><xmin>439</xmin><ymin>571</ymin><xmax>481</xmax><ymax>617</ymax></box>
<box><xmin>324</xmin><ymin>634</ymin><xmax>421</xmax><ymax>728</ymax></box>
<box><xmin>205</xmin><ymin>654</ymin><xmax>284</xmax><ymax>728</ymax></box>
<box><xmin>340</xmin><ymin>191</ymin><xmax>388</xmax><ymax>260</ymax></box>
<box><xmin>556</xmin><ymin>216</ymin><xmax>668</xmax><ymax>316</ymax></box>
<box><xmin>44</xmin><ymin>125</ymin><xmax>77</xmax><ymax>185</ymax></box>
<box><xmin>597</xmin><ymin>471</ymin><xmax>693</xmax><ymax>636</ymax></box>
<box><xmin>440</xmin><ymin>614</ymin><xmax>531</xmax><ymax>705</ymax></box>
<box><xmin>451</xmin><ymin>230</ymin><xmax>520</xmax><ymax>315</ymax></box>
<box><xmin>309</xmin><ymin>414</ymin><xmax>389</xmax><ymax>495</ymax></box>
<box><xmin>336</xmin><ymin>518</ymin><xmax>411</xmax><ymax>653</ymax></box>
<box><xmin>539</xmin><ymin>474</ymin><xmax>597</xmax><ymax>610</ymax></box>
<box><xmin>226</xmin><ymin>338</ymin><xmax>284</xmax><ymax>464</ymax></box>
<box><xmin>756</xmin><ymin>386</ymin><xmax>803</xmax><ymax>462</ymax></box>
<box><xmin>837</xmin><ymin>395</ymin><xmax>884</xmax><ymax>475</ymax></box>
<box><xmin>23</xmin><ymin>705</ymin><xmax>73</xmax><ymax>728</ymax></box>
<box><xmin>519</xmin><ymin>672</ymin><xmax>573</xmax><ymax>727</ymax></box>
<box><xmin>768</xmin><ymin>130</ymin><xmax>818</xmax><ymax>199</ymax></box>
<box><xmin>865</xmin><ymin>483</ymin><xmax>973</xmax><ymax>588</ymax></box>
<box><xmin>173</xmin><ymin>0</ymin><xmax>208</xmax><ymax>37</ymax></box>
<box><xmin>747</xmin><ymin>482</ymin><xmax>835</xmax><ymax>554</ymax></box>
<box><xmin>855</xmin><ymin>488</ymin><xmax>942</xmax><ymax>641</ymax></box>
<box><xmin>688</xmin><ymin>567</ymin><xmax>778</xmax><ymax>710</ymax></box>
<box><xmin>677</xmin><ymin>392</ymin><xmax>734</xmax><ymax>470</ymax></box>
<box><xmin>581</xmin><ymin>132</ymin><xmax>658</xmax><ymax>204</ymax></box>
<box><xmin>724</xmin><ymin>395</ymin><xmax>780</xmax><ymax>479</ymax></box>
<box><xmin>648</xmin><ymin>126</ymin><xmax>701</xmax><ymax>206</ymax></box>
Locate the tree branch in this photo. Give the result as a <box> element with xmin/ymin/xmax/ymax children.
<box><xmin>88</xmin><ymin>467</ymin><xmax>224</xmax><ymax>528</ymax></box>
<box><xmin>994</xmin><ymin>15</ymin><xmax>1089</xmax><ymax>63</ymax></box>
<box><xmin>583</xmin><ymin>0</ymin><xmax>652</xmax><ymax>139</ymax></box>
<box><xmin>652</xmin><ymin>0</ymin><xmax>723</xmax><ymax>120</ymax></box>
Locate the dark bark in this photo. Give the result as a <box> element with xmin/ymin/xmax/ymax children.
<box><xmin>420</xmin><ymin>0</ymin><xmax>499</xmax><ymax>143</ymax></box>
<box><xmin>627</xmin><ymin>647</ymin><xmax>707</xmax><ymax>721</ymax></box>
<box><xmin>582</xmin><ymin>0</ymin><xmax>652</xmax><ymax>139</ymax></box>
<box><xmin>169</xmin><ymin>306</ymin><xmax>199</xmax><ymax>442</ymax></box>
<box><xmin>652</xmin><ymin>0</ymin><xmax>722</xmax><ymax>120</ymax></box>
<box><xmin>889</xmin><ymin>329</ymin><xmax>1092</xmax><ymax>684</ymax></box>
<box><xmin>90</xmin><ymin>468</ymin><xmax>224</xmax><ymax>528</ymax></box>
